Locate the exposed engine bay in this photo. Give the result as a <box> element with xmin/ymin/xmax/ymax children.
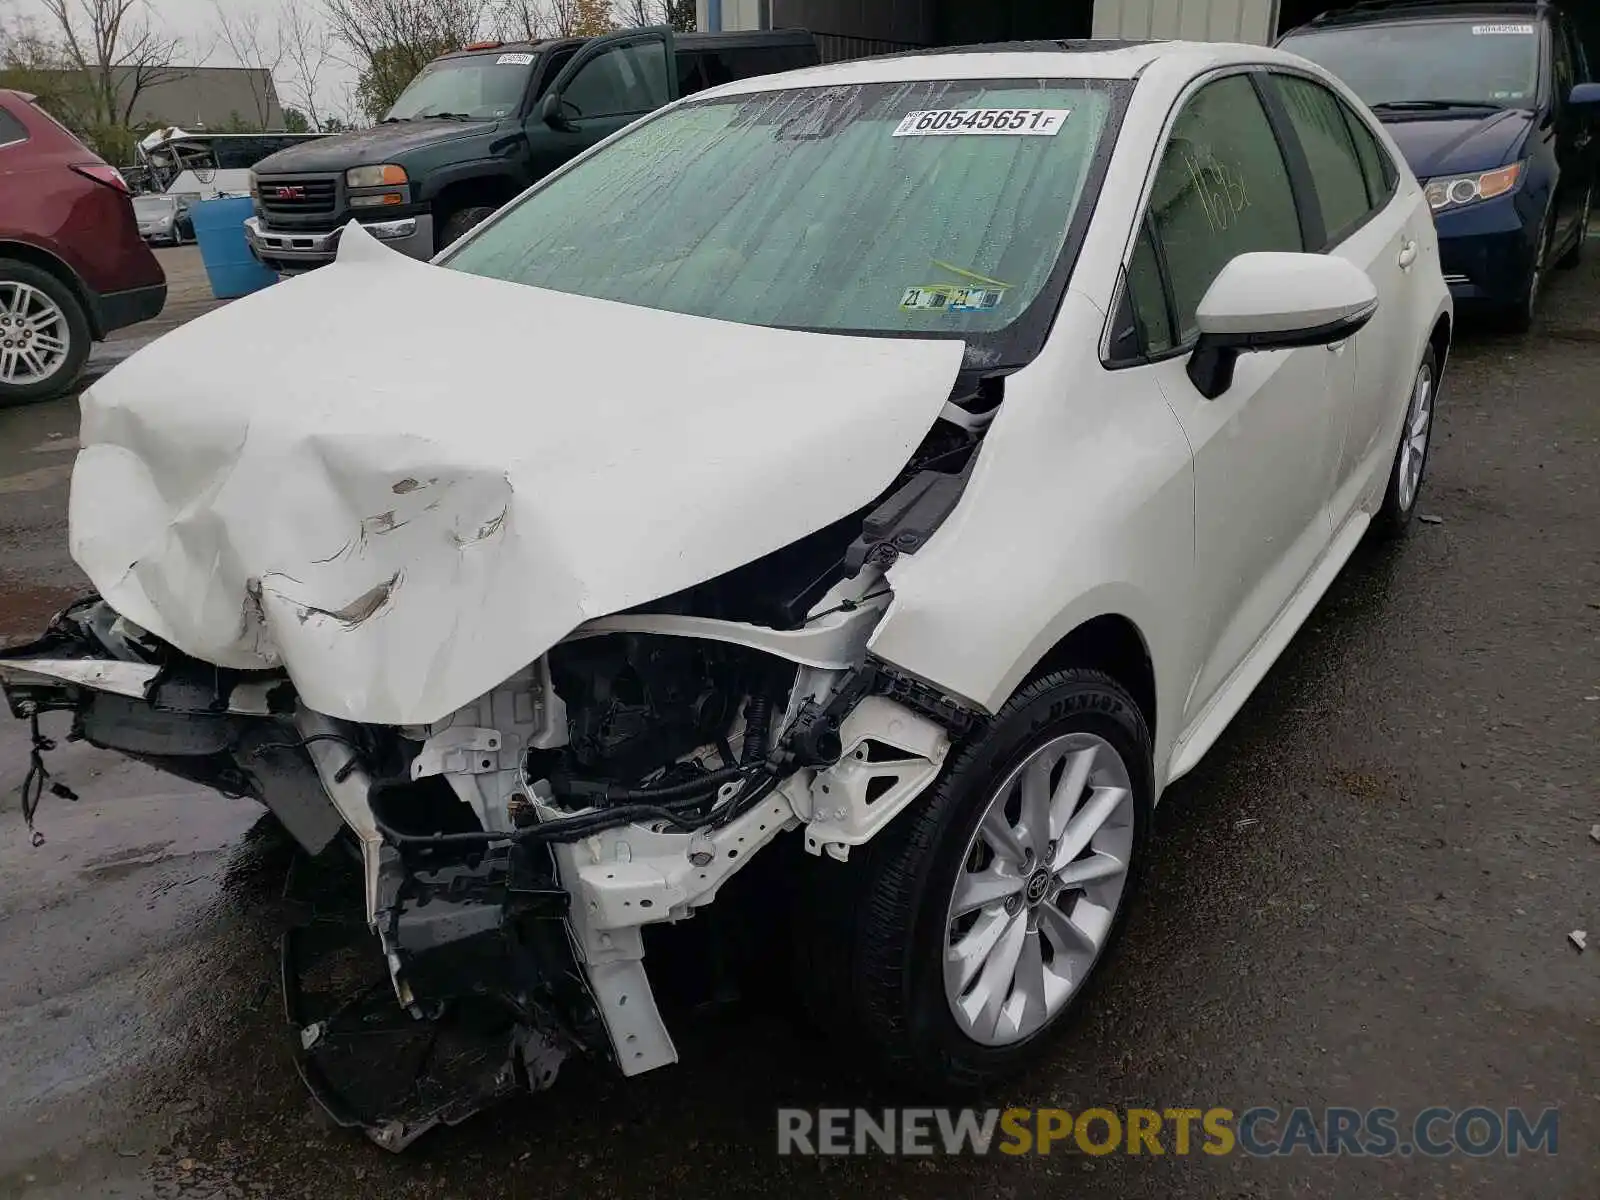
<box><xmin>0</xmin><ymin>378</ymin><xmax>1001</xmax><ymax>1150</ymax></box>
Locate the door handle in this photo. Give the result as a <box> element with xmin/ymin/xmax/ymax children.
<box><xmin>1398</xmin><ymin>240</ymin><xmax>1419</xmax><ymax>270</ymax></box>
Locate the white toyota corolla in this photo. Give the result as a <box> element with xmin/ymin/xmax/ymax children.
<box><xmin>1</xmin><ymin>37</ymin><xmax>1449</xmax><ymax>1146</ymax></box>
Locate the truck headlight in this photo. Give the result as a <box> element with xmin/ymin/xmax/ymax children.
<box><xmin>346</xmin><ymin>164</ymin><xmax>409</xmax><ymax>189</ymax></box>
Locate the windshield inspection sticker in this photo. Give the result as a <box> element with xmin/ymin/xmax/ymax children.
<box><xmin>901</xmin><ymin>285</ymin><xmax>1007</xmax><ymax>313</ymax></box>
<box><xmin>1472</xmin><ymin>23</ymin><xmax>1535</xmax><ymax>34</ymax></box>
<box><xmin>893</xmin><ymin>108</ymin><xmax>1070</xmax><ymax>137</ymax></box>
<box><xmin>496</xmin><ymin>52</ymin><xmax>536</xmax><ymax>64</ymax></box>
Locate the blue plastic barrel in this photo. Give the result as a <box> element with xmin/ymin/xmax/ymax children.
<box><xmin>190</xmin><ymin>196</ymin><xmax>278</xmax><ymax>299</ymax></box>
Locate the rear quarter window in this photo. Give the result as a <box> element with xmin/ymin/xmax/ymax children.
<box><xmin>0</xmin><ymin>104</ymin><xmax>30</xmax><ymax>147</ymax></box>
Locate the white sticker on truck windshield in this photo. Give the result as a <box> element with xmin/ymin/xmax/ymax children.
<box><xmin>892</xmin><ymin>108</ymin><xmax>1070</xmax><ymax>137</ymax></box>
<box><xmin>1472</xmin><ymin>23</ymin><xmax>1535</xmax><ymax>35</ymax></box>
<box><xmin>497</xmin><ymin>52</ymin><xmax>535</xmax><ymax>64</ymax></box>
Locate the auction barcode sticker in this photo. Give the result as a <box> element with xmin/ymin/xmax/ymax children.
<box><xmin>893</xmin><ymin>108</ymin><xmax>1071</xmax><ymax>137</ymax></box>
<box><xmin>1472</xmin><ymin>23</ymin><xmax>1534</xmax><ymax>34</ymax></box>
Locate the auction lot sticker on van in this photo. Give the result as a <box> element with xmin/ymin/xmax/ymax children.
<box><xmin>893</xmin><ymin>109</ymin><xmax>1070</xmax><ymax>137</ymax></box>
<box><xmin>1472</xmin><ymin>23</ymin><xmax>1535</xmax><ymax>34</ymax></box>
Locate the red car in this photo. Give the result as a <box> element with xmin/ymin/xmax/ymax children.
<box><xmin>0</xmin><ymin>88</ymin><xmax>166</xmax><ymax>405</ymax></box>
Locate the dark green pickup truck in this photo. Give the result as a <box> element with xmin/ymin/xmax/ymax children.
<box><xmin>244</xmin><ymin>26</ymin><xmax>818</xmax><ymax>273</ymax></box>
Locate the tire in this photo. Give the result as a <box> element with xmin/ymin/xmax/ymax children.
<box><xmin>437</xmin><ymin>206</ymin><xmax>497</xmax><ymax>252</ymax></box>
<box><xmin>1501</xmin><ymin>215</ymin><xmax>1553</xmax><ymax>333</ymax></box>
<box><xmin>1557</xmin><ymin>184</ymin><xmax>1592</xmax><ymax>270</ymax></box>
<box><xmin>800</xmin><ymin>669</ymin><xmax>1154</xmax><ymax>1093</ymax></box>
<box><xmin>0</xmin><ymin>258</ymin><xmax>91</xmax><ymax>407</ymax></box>
<box><xmin>1373</xmin><ymin>345</ymin><xmax>1439</xmax><ymax>538</ymax></box>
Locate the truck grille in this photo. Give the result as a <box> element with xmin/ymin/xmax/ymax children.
<box><xmin>258</xmin><ymin>178</ymin><xmax>337</xmax><ymax>217</ymax></box>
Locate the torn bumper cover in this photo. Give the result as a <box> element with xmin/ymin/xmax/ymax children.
<box><xmin>1</xmin><ymin>600</ymin><xmax>967</xmax><ymax>1148</ymax></box>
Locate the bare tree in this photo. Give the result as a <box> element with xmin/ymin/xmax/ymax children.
<box><xmin>278</xmin><ymin>0</ymin><xmax>334</xmax><ymax>130</ymax></box>
<box><xmin>37</xmin><ymin>0</ymin><xmax>183</xmax><ymax>130</ymax></box>
<box><xmin>493</xmin><ymin>0</ymin><xmax>577</xmax><ymax>40</ymax></box>
<box><xmin>571</xmin><ymin>0</ymin><xmax>613</xmax><ymax>35</ymax></box>
<box><xmin>0</xmin><ymin>15</ymin><xmax>93</xmax><ymax>128</ymax></box>
<box><xmin>616</xmin><ymin>0</ymin><xmax>651</xmax><ymax>26</ymax></box>
<box><xmin>323</xmin><ymin>0</ymin><xmax>489</xmax><ymax>119</ymax></box>
<box><xmin>615</xmin><ymin>0</ymin><xmax>694</xmax><ymax>30</ymax></box>
<box><xmin>210</xmin><ymin>1</ymin><xmax>283</xmax><ymax>129</ymax></box>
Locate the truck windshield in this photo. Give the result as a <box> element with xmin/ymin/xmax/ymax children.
<box><xmin>1278</xmin><ymin>19</ymin><xmax>1541</xmax><ymax>109</ymax></box>
<box><xmin>442</xmin><ymin>79</ymin><xmax>1120</xmax><ymax>361</ymax></box>
<box><xmin>385</xmin><ymin>53</ymin><xmax>537</xmax><ymax>121</ymax></box>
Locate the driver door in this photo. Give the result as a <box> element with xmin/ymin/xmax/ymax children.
<box><xmin>526</xmin><ymin>28</ymin><xmax>677</xmax><ymax>182</ymax></box>
<box><xmin>1124</xmin><ymin>72</ymin><xmax>1345</xmax><ymax>731</ymax></box>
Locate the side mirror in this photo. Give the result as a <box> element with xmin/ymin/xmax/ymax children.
<box><xmin>540</xmin><ymin>91</ymin><xmax>572</xmax><ymax>129</ymax></box>
<box><xmin>1187</xmin><ymin>252</ymin><xmax>1379</xmax><ymax>400</ymax></box>
<box><xmin>1569</xmin><ymin>82</ymin><xmax>1600</xmax><ymax>108</ymax></box>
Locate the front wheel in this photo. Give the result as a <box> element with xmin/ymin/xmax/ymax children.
<box><xmin>437</xmin><ymin>206</ymin><xmax>498</xmax><ymax>252</ymax></box>
<box><xmin>808</xmin><ymin>670</ymin><xmax>1153</xmax><ymax>1092</ymax></box>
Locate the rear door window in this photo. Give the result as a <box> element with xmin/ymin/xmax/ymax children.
<box><xmin>1340</xmin><ymin>102</ymin><xmax>1398</xmax><ymax>210</ymax></box>
<box><xmin>1268</xmin><ymin>73</ymin><xmax>1380</xmax><ymax>245</ymax></box>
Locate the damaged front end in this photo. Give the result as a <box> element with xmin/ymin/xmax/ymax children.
<box><xmin>1</xmin><ymin>376</ymin><xmax>1001</xmax><ymax>1149</ymax></box>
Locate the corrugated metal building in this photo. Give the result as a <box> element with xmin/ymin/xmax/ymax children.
<box><xmin>695</xmin><ymin>1</ymin><xmax>1357</xmax><ymax>55</ymax></box>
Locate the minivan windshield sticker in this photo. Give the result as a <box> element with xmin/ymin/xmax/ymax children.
<box><xmin>892</xmin><ymin>108</ymin><xmax>1071</xmax><ymax>137</ymax></box>
<box><xmin>1472</xmin><ymin>23</ymin><xmax>1535</xmax><ymax>35</ymax></box>
<box><xmin>496</xmin><ymin>52</ymin><xmax>536</xmax><ymax>64</ymax></box>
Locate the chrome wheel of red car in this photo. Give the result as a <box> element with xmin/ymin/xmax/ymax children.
<box><xmin>0</xmin><ymin>279</ymin><xmax>71</xmax><ymax>388</ymax></box>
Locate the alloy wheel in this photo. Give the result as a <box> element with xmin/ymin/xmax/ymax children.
<box><xmin>943</xmin><ymin>732</ymin><xmax>1135</xmax><ymax>1047</ymax></box>
<box><xmin>1396</xmin><ymin>360</ymin><xmax>1434</xmax><ymax>513</ymax></box>
<box><xmin>0</xmin><ymin>281</ymin><xmax>71</xmax><ymax>387</ymax></box>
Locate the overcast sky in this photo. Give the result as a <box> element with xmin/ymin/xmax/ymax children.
<box><xmin>14</xmin><ymin>0</ymin><xmax>361</xmax><ymax>121</ymax></box>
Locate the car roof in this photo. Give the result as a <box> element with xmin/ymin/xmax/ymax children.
<box><xmin>697</xmin><ymin>39</ymin><xmax>1311</xmax><ymax>98</ymax></box>
<box><xmin>1291</xmin><ymin>1</ymin><xmax>1549</xmax><ymax>32</ymax></box>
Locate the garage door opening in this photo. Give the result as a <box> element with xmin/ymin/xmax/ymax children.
<box><xmin>934</xmin><ymin>0</ymin><xmax>1093</xmax><ymax>46</ymax></box>
<box><xmin>769</xmin><ymin>0</ymin><xmax>1094</xmax><ymax>62</ymax></box>
<box><xmin>1276</xmin><ymin>0</ymin><xmax>1328</xmax><ymax>38</ymax></box>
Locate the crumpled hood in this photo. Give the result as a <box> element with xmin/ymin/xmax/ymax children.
<box><xmin>69</xmin><ymin>227</ymin><xmax>964</xmax><ymax>725</ymax></box>
<box><xmin>1379</xmin><ymin>108</ymin><xmax>1532</xmax><ymax>179</ymax></box>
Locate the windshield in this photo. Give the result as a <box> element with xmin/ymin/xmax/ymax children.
<box><xmin>385</xmin><ymin>53</ymin><xmax>536</xmax><ymax>121</ymax></box>
<box><xmin>443</xmin><ymin>79</ymin><xmax>1119</xmax><ymax>359</ymax></box>
<box><xmin>1279</xmin><ymin>19</ymin><xmax>1541</xmax><ymax>109</ymax></box>
<box><xmin>133</xmin><ymin>195</ymin><xmax>175</xmax><ymax>215</ymax></box>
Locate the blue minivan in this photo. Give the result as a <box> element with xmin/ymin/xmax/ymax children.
<box><xmin>1279</xmin><ymin>0</ymin><xmax>1600</xmax><ymax>329</ymax></box>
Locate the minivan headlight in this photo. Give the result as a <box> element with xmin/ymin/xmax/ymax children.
<box><xmin>1424</xmin><ymin>162</ymin><xmax>1524</xmax><ymax>212</ymax></box>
